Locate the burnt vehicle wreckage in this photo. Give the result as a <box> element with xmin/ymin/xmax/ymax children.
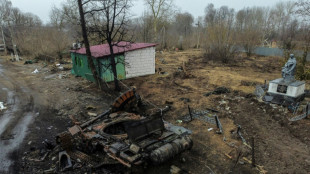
<box><xmin>54</xmin><ymin>89</ymin><xmax>193</xmax><ymax>172</ymax></box>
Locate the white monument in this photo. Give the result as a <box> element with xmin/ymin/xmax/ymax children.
<box><xmin>268</xmin><ymin>54</ymin><xmax>305</xmax><ymax>101</ymax></box>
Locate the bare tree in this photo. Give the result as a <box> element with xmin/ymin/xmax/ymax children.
<box><xmin>270</xmin><ymin>2</ymin><xmax>296</xmax><ymax>45</ymax></box>
<box><xmin>77</xmin><ymin>0</ymin><xmax>132</xmax><ymax>91</ymax></box>
<box><xmin>77</xmin><ymin>0</ymin><xmax>101</xmax><ymax>88</ymax></box>
<box><xmin>296</xmin><ymin>0</ymin><xmax>310</xmax><ymax>17</ymax></box>
<box><xmin>294</xmin><ymin>1</ymin><xmax>310</xmax><ymax>80</ymax></box>
<box><xmin>15</xmin><ymin>27</ymin><xmax>68</xmax><ymax>59</ymax></box>
<box><xmin>132</xmin><ymin>11</ymin><xmax>153</xmax><ymax>42</ymax></box>
<box><xmin>296</xmin><ymin>0</ymin><xmax>310</xmax><ymax>51</ymax></box>
<box><xmin>174</xmin><ymin>12</ymin><xmax>193</xmax><ymax>37</ymax></box>
<box><xmin>235</xmin><ymin>7</ymin><xmax>265</xmax><ymax>56</ymax></box>
<box><xmin>0</xmin><ymin>0</ymin><xmax>11</xmax><ymax>54</ymax></box>
<box><xmin>144</xmin><ymin>0</ymin><xmax>174</xmax><ymax>42</ymax></box>
<box><xmin>0</xmin><ymin>0</ymin><xmax>11</xmax><ymax>23</ymax></box>
<box><xmin>49</xmin><ymin>0</ymin><xmax>82</xmax><ymax>41</ymax></box>
<box><xmin>204</xmin><ymin>5</ymin><xmax>236</xmax><ymax>63</ymax></box>
<box><xmin>204</xmin><ymin>3</ymin><xmax>216</xmax><ymax>26</ymax></box>
<box><xmin>50</xmin><ymin>6</ymin><xmax>66</xmax><ymax>30</ymax></box>
<box><xmin>173</xmin><ymin>12</ymin><xmax>194</xmax><ymax>49</ymax></box>
<box><xmin>281</xmin><ymin>19</ymin><xmax>298</xmax><ymax>50</ymax></box>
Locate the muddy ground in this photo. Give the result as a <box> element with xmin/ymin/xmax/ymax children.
<box><xmin>124</xmin><ymin>50</ymin><xmax>310</xmax><ymax>174</ymax></box>
<box><xmin>0</xmin><ymin>50</ymin><xmax>310</xmax><ymax>174</ymax></box>
<box><xmin>0</xmin><ymin>58</ymin><xmax>116</xmax><ymax>173</ymax></box>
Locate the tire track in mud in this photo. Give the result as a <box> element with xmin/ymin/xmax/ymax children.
<box><xmin>0</xmin><ymin>61</ymin><xmax>37</xmax><ymax>173</ymax></box>
<box><xmin>0</xmin><ymin>88</ymin><xmax>16</xmax><ymax>136</ymax></box>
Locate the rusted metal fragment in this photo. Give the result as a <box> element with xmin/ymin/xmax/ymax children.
<box><xmin>67</xmin><ymin>150</ymin><xmax>99</xmax><ymax>166</ymax></box>
<box><xmin>111</xmin><ymin>89</ymin><xmax>139</xmax><ymax>112</ymax></box>
<box><xmin>68</xmin><ymin>125</ymin><xmax>82</xmax><ymax>136</ymax></box>
<box><xmin>82</xmin><ymin>131</ymin><xmax>97</xmax><ymax>139</ymax></box>
<box><xmin>80</xmin><ymin>109</ymin><xmax>111</xmax><ymax>129</ymax></box>
<box><xmin>56</xmin><ymin>132</ymin><xmax>74</xmax><ymax>150</ymax></box>
<box><xmin>107</xmin><ymin>153</ymin><xmax>131</xmax><ymax>168</ymax></box>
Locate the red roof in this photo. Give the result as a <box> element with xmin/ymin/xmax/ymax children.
<box><xmin>71</xmin><ymin>41</ymin><xmax>156</xmax><ymax>58</ymax></box>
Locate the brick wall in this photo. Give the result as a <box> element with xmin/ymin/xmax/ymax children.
<box><xmin>124</xmin><ymin>47</ymin><xmax>155</xmax><ymax>78</ymax></box>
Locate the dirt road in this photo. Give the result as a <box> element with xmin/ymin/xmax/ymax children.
<box><xmin>0</xmin><ymin>59</ymin><xmax>38</xmax><ymax>173</ymax></box>
<box><xmin>0</xmin><ymin>59</ymin><xmax>73</xmax><ymax>173</ymax></box>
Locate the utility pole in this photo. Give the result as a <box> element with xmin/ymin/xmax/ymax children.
<box><xmin>196</xmin><ymin>21</ymin><xmax>200</xmax><ymax>49</ymax></box>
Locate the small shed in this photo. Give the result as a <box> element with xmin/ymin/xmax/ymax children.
<box><xmin>70</xmin><ymin>42</ymin><xmax>156</xmax><ymax>82</ymax></box>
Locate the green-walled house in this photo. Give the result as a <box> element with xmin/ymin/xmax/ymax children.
<box><xmin>70</xmin><ymin>42</ymin><xmax>156</xmax><ymax>82</ymax></box>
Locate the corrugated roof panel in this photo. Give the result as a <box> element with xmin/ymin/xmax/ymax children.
<box><xmin>71</xmin><ymin>41</ymin><xmax>156</xmax><ymax>58</ymax></box>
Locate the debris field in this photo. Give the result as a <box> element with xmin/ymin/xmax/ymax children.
<box><xmin>0</xmin><ymin>49</ymin><xmax>310</xmax><ymax>173</ymax></box>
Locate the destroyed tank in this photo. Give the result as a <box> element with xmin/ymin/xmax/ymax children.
<box><xmin>56</xmin><ymin>89</ymin><xmax>193</xmax><ymax>170</ymax></box>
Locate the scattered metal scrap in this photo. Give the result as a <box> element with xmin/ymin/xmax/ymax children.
<box><xmin>53</xmin><ymin>89</ymin><xmax>193</xmax><ymax>172</ymax></box>
<box><xmin>293</xmin><ymin>102</ymin><xmax>300</xmax><ymax>114</ymax></box>
<box><xmin>214</xmin><ymin>115</ymin><xmax>223</xmax><ymax>134</ymax></box>
<box><xmin>237</xmin><ymin>125</ymin><xmax>246</xmax><ymax>144</ymax></box>
<box><xmin>289</xmin><ymin>103</ymin><xmax>310</xmax><ymax>121</ymax></box>
<box><xmin>182</xmin><ymin>108</ymin><xmax>223</xmax><ymax>134</ymax></box>
<box><xmin>182</xmin><ymin>110</ymin><xmax>216</xmax><ymax>124</ymax></box>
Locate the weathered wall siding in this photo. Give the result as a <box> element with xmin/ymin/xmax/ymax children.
<box><xmin>124</xmin><ymin>47</ymin><xmax>155</xmax><ymax>78</ymax></box>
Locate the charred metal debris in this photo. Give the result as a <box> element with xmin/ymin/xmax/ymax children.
<box><xmin>52</xmin><ymin>89</ymin><xmax>193</xmax><ymax>172</ymax></box>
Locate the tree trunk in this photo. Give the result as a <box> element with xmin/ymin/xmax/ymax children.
<box><xmin>108</xmin><ymin>43</ymin><xmax>121</xmax><ymax>91</ymax></box>
<box><xmin>1</xmin><ymin>25</ymin><xmax>7</xmax><ymax>55</ymax></box>
<box><xmin>153</xmin><ymin>20</ymin><xmax>157</xmax><ymax>42</ymax></box>
<box><xmin>77</xmin><ymin>0</ymin><xmax>101</xmax><ymax>87</ymax></box>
